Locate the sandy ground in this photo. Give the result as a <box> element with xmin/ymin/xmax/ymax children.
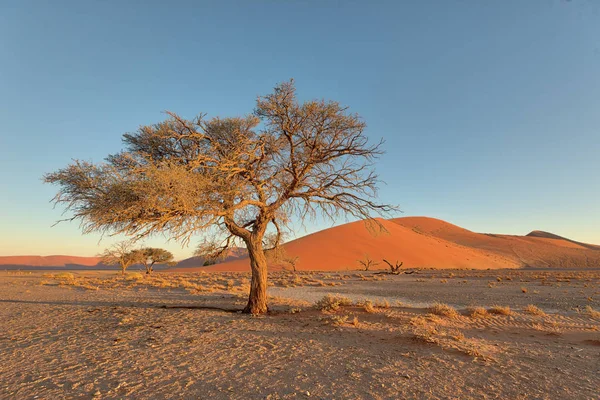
<box><xmin>1</xmin><ymin>270</ymin><xmax>599</xmax><ymax>399</ymax></box>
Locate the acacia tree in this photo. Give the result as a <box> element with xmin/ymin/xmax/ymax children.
<box><xmin>100</xmin><ymin>242</ymin><xmax>139</xmax><ymax>275</ymax></box>
<box><xmin>133</xmin><ymin>247</ymin><xmax>174</xmax><ymax>274</ymax></box>
<box><xmin>358</xmin><ymin>254</ymin><xmax>379</xmax><ymax>271</ymax></box>
<box><xmin>45</xmin><ymin>80</ymin><xmax>396</xmax><ymax>314</ymax></box>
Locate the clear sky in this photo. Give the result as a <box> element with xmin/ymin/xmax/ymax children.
<box><xmin>1</xmin><ymin>1</ymin><xmax>599</xmax><ymax>259</ymax></box>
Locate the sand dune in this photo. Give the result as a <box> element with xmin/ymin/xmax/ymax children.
<box><xmin>392</xmin><ymin>217</ymin><xmax>600</xmax><ymax>269</ymax></box>
<box><xmin>6</xmin><ymin>217</ymin><xmax>599</xmax><ymax>272</ymax></box>
<box><xmin>197</xmin><ymin>218</ymin><xmax>521</xmax><ymax>272</ymax></box>
<box><xmin>175</xmin><ymin>247</ymin><xmax>248</xmax><ymax>268</ymax></box>
<box><xmin>0</xmin><ymin>255</ymin><xmax>102</xmax><ymax>267</ymax></box>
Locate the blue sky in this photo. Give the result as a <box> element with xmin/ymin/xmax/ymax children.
<box><xmin>1</xmin><ymin>1</ymin><xmax>599</xmax><ymax>259</ymax></box>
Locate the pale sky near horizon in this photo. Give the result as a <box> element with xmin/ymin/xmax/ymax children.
<box><xmin>1</xmin><ymin>1</ymin><xmax>599</xmax><ymax>259</ymax></box>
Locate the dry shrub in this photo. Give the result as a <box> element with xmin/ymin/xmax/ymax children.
<box><xmin>375</xmin><ymin>299</ymin><xmax>390</xmax><ymax>309</ymax></box>
<box><xmin>488</xmin><ymin>305</ymin><xmax>512</xmax><ymax>316</ymax></box>
<box><xmin>125</xmin><ymin>272</ymin><xmax>144</xmax><ymax>281</ymax></box>
<box><xmin>521</xmin><ymin>287</ymin><xmax>528</xmax><ymax>293</ymax></box>
<box><xmin>55</xmin><ymin>272</ymin><xmax>75</xmax><ymax>280</ymax></box>
<box><xmin>467</xmin><ymin>307</ymin><xmax>489</xmax><ymax>319</ymax></box>
<box><xmin>429</xmin><ymin>302</ymin><xmax>459</xmax><ymax>319</ymax></box>
<box><xmin>315</xmin><ymin>294</ymin><xmax>352</xmax><ymax>312</ymax></box>
<box><xmin>363</xmin><ymin>301</ymin><xmax>376</xmax><ymax>313</ymax></box>
<box><xmin>330</xmin><ymin>315</ymin><xmax>349</xmax><ymax>326</ymax></box>
<box><xmin>524</xmin><ymin>304</ymin><xmax>546</xmax><ymax>316</ymax></box>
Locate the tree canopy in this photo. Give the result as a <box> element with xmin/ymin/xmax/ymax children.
<box><xmin>133</xmin><ymin>247</ymin><xmax>174</xmax><ymax>274</ymax></box>
<box><xmin>46</xmin><ymin>80</ymin><xmax>397</xmax><ymax>313</ymax></box>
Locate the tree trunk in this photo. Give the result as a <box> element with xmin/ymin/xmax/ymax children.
<box><xmin>243</xmin><ymin>238</ymin><xmax>269</xmax><ymax>314</ymax></box>
<box><xmin>145</xmin><ymin>262</ymin><xmax>154</xmax><ymax>275</ymax></box>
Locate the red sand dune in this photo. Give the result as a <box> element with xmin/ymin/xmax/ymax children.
<box><xmin>5</xmin><ymin>217</ymin><xmax>598</xmax><ymax>272</ymax></box>
<box><xmin>195</xmin><ymin>218</ymin><xmax>522</xmax><ymax>272</ymax></box>
<box><xmin>175</xmin><ymin>247</ymin><xmax>248</xmax><ymax>268</ymax></box>
<box><xmin>392</xmin><ymin>217</ymin><xmax>600</xmax><ymax>269</ymax></box>
<box><xmin>0</xmin><ymin>255</ymin><xmax>102</xmax><ymax>267</ymax></box>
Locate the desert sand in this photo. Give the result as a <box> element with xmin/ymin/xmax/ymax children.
<box><xmin>0</xmin><ymin>255</ymin><xmax>102</xmax><ymax>267</ymax></box>
<box><xmin>1</xmin><ymin>269</ymin><xmax>599</xmax><ymax>399</ymax></box>
<box><xmin>394</xmin><ymin>217</ymin><xmax>600</xmax><ymax>269</ymax></box>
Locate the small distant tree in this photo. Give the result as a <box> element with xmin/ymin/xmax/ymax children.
<box><xmin>100</xmin><ymin>242</ymin><xmax>138</xmax><ymax>275</ymax></box>
<box><xmin>284</xmin><ymin>255</ymin><xmax>300</xmax><ymax>272</ymax></box>
<box><xmin>358</xmin><ymin>254</ymin><xmax>379</xmax><ymax>271</ymax></box>
<box><xmin>382</xmin><ymin>259</ymin><xmax>403</xmax><ymax>274</ymax></box>
<box><xmin>45</xmin><ymin>80</ymin><xmax>397</xmax><ymax>314</ymax></box>
<box><xmin>134</xmin><ymin>247</ymin><xmax>174</xmax><ymax>274</ymax></box>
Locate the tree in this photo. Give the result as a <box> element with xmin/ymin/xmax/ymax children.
<box><xmin>133</xmin><ymin>247</ymin><xmax>174</xmax><ymax>274</ymax></box>
<box><xmin>358</xmin><ymin>254</ymin><xmax>379</xmax><ymax>271</ymax></box>
<box><xmin>44</xmin><ymin>80</ymin><xmax>397</xmax><ymax>314</ymax></box>
<box><xmin>100</xmin><ymin>242</ymin><xmax>138</xmax><ymax>275</ymax></box>
<box><xmin>382</xmin><ymin>259</ymin><xmax>404</xmax><ymax>274</ymax></box>
<box><xmin>284</xmin><ymin>255</ymin><xmax>300</xmax><ymax>272</ymax></box>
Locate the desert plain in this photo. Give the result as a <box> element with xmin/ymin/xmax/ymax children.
<box><xmin>1</xmin><ymin>217</ymin><xmax>600</xmax><ymax>399</ymax></box>
<box><xmin>1</xmin><ymin>268</ymin><xmax>599</xmax><ymax>400</ymax></box>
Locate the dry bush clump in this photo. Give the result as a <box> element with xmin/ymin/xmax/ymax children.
<box><xmin>467</xmin><ymin>307</ymin><xmax>490</xmax><ymax>319</ymax></box>
<box><xmin>429</xmin><ymin>302</ymin><xmax>459</xmax><ymax>319</ymax></box>
<box><xmin>330</xmin><ymin>315</ymin><xmax>349</xmax><ymax>326</ymax></box>
<box><xmin>524</xmin><ymin>304</ymin><xmax>546</xmax><ymax>316</ymax></box>
<box><xmin>55</xmin><ymin>272</ymin><xmax>75</xmax><ymax>280</ymax></box>
<box><xmin>125</xmin><ymin>272</ymin><xmax>144</xmax><ymax>281</ymax></box>
<box><xmin>314</xmin><ymin>294</ymin><xmax>353</xmax><ymax>312</ymax></box>
<box><xmin>363</xmin><ymin>300</ymin><xmax>376</xmax><ymax>313</ymax></box>
<box><xmin>488</xmin><ymin>305</ymin><xmax>512</xmax><ymax>316</ymax></box>
<box><xmin>375</xmin><ymin>299</ymin><xmax>390</xmax><ymax>308</ymax></box>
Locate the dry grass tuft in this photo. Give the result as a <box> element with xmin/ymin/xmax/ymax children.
<box><xmin>375</xmin><ymin>299</ymin><xmax>390</xmax><ymax>309</ymax></box>
<box><xmin>363</xmin><ymin>300</ymin><xmax>376</xmax><ymax>313</ymax></box>
<box><xmin>330</xmin><ymin>315</ymin><xmax>349</xmax><ymax>326</ymax></box>
<box><xmin>467</xmin><ymin>306</ymin><xmax>489</xmax><ymax>319</ymax></box>
<box><xmin>125</xmin><ymin>272</ymin><xmax>144</xmax><ymax>281</ymax></box>
<box><xmin>314</xmin><ymin>294</ymin><xmax>353</xmax><ymax>312</ymax></box>
<box><xmin>524</xmin><ymin>304</ymin><xmax>546</xmax><ymax>316</ymax></box>
<box><xmin>429</xmin><ymin>302</ymin><xmax>459</xmax><ymax>319</ymax></box>
<box><xmin>488</xmin><ymin>305</ymin><xmax>512</xmax><ymax>316</ymax></box>
<box><xmin>55</xmin><ymin>272</ymin><xmax>75</xmax><ymax>280</ymax></box>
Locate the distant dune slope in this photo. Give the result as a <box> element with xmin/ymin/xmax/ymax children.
<box><xmin>0</xmin><ymin>255</ymin><xmax>102</xmax><ymax>267</ymax></box>
<box><xmin>6</xmin><ymin>217</ymin><xmax>599</xmax><ymax>271</ymax></box>
<box><xmin>392</xmin><ymin>217</ymin><xmax>600</xmax><ymax>269</ymax></box>
<box><xmin>175</xmin><ymin>247</ymin><xmax>248</xmax><ymax>268</ymax></box>
<box><xmin>194</xmin><ymin>218</ymin><xmax>521</xmax><ymax>272</ymax></box>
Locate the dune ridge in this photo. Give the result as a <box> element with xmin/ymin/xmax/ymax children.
<box><xmin>392</xmin><ymin>217</ymin><xmax>600</xmax><ymax>269</ymax></box>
